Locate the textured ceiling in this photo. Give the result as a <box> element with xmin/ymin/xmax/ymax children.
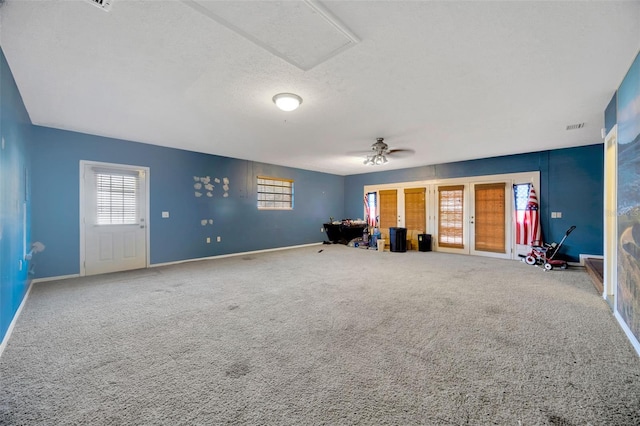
<box><xmin>1</xmin><ymin>0</ymin><xmax>639</xmax><ymax>175</ymax></box>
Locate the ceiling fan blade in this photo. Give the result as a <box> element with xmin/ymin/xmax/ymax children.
<box><xmin>387</xmin><ymin>148</ymin><xmax>415</xmax><ymax>158</ymax></box>
<box><xmin>347</xmin><ymin>149</ymin><xmax>375</xmax><ymax>156</ymax></box>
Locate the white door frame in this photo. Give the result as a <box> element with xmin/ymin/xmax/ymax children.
<box><xmin>604</xmin><ymin>126</ymin><xmax>617</xmax><ymax>302</ymax></box>
<box><xmin>79</xmin><ymin>160</ymin><xmax>150</xmax><ymax>276</ymax></box>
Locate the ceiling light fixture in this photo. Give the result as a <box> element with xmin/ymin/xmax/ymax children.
<box><xmin>272</xmin><ymin>93</ymin><xmax>303</xmax><ymax>111</ymax></box>
<box><xmin>363</xmin><ymin>137</ymin><xmax>390</xmax><ymax>166</ymax></box>
<box><xmin>363</xmin><ymin>153</ymin><xmax>388</xmax><ymax>166</ymax></box>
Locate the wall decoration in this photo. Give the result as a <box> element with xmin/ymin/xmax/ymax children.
<box><xmin>193</xmin><ymin>175</ymin><xmax>230</xmax><ymax>198</ymax></box>
<box><xmin>223</xmin><ymin>177</ymin><xmax>230</xmax><ymax>197</ymax></box>
<box><xmin>616</xmin><ymin>51</ymin><xmax>640</xmax><ymax>344</ymax></box>
<box><xmin>192</xmin><ymin>175</ymin><xmax>230</xmax><ymax>227</ymax></box>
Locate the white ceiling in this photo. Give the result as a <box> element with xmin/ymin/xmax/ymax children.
<box><xmin>1</xmin><ymin>0</ymin><xmax>639</xmax><ymax>176</ymax></box>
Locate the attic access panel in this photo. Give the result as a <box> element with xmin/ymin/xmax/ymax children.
<box><xmin>182</xmin><ymin>0</ymin><xmax>359</xmax><ymax>70</ymax></box>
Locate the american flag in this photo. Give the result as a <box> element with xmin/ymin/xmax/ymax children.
<box><xmin>364</xmin><ymin>194</ymin><xmax>376</xmax><ymax>227</ymax></box>
<box><xmin>516</xmin><ymin>185</ymin><xmax>541</xmax><ymax>246</ymax></box>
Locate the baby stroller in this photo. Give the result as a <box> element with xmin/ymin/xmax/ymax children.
<box><xmin>522</xmin><ymin>225</ymin><xmax>576</xmax><ymax>270</ymax></box>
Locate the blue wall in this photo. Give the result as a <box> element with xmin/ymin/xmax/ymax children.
<box><xmin>30</xmin><ymin>126</ymin><xmax>345</xmax><ymax>278</ymax></box>
<box><xmin>0</xmin><ymin>49</ymin><xmax>32</xmax><ymax>343</ymax></box>
<box><xmin>345</xmin><ymin>145</ymin><xmax>604</xmax><ymax>262</ymax></box>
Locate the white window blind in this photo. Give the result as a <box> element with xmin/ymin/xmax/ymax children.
<box><xmin>438</xmin><ymin>185</ymin><xmax>464</xmax><ymax>248</ymax></box>
<box><xmin>257</xmin><ymin>176</ymin><xmax>294</xmax><ymax>209</ymax></box>
<box><xmin>95</xmin><ymin>170</ymin><xmax>139</xmax><ymax>225</ymax></box>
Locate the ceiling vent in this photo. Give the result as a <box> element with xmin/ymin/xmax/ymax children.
<box><xmin>566</xmin><ymin>123</ymin><xmax>585</xmax><ymax>130</ymax></box>
<box><xmin>86</xmin><ymin>0</ymin><xmax>112</xmax><ymax>12</ymax></box>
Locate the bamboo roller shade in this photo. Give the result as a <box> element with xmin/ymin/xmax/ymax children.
<box><xmin>438</xmin><ymin>185</ymin><xmax>464</xmax><ymax>248</ymax></box>
<box><xmin>404</xmin><ymin>188</ymin><xmax>426</xmax><ymax>232</ymax></box>
<box><xmin>474</xmin><ymin>183</ymin><xmax>506</xmax><ymax>253</ymax></box>
<box><xmin>379</xmin><ymin>189</ymin><xmax>397</xmax><ymax>230</ymax></box>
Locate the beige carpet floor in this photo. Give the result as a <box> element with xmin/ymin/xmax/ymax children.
<box><xmin>1</xmin><ymin>245</ymin><xmax>639</xmax><ymax>425</ymax></box>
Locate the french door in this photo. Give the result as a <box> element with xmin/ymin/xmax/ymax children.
<box><xmin>81</xmin><ymin>161</ymin><xmax>149</xmax><ymax>276</ymax></box>
<box><xmin>404</xmin><ymin>188</ymin><xmax>426</xmax><ymax>232</ymax></box>
<box><xmin>470</xmin><ymin>182</ymin><xmax>510</xmax><ymax>259</ymax></box>
<box><xmin>437</xmin><ymin>185</ymin><xmax>466</xmax><ymax>254</ymax></box>
<box><xmin>365</xmin><ymin>171</ymin><xmax>538</xmax><ymax>260</ymax></box>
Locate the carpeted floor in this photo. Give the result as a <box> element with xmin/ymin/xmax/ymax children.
<box><xmin>1</xmin><ymin>245</ymin><xmax>639</xmax><ymax>425</ymax></box>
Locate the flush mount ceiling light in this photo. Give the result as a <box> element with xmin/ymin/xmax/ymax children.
<box><xmin>273</xmin><ymin>93</ymin><xmax>303</xmax><ymax>111</ymax></box>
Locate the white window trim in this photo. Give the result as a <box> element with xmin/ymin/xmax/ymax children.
<box><xmin>257</xmin><ymin>176</ymin><xmax>294</xmax><ymax>210</ymax></box>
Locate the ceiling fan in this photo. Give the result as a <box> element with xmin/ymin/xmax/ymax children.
<box><xmin>362</xmin><ymin>137</ymin><xmax>414</xmax><ymax>166</ymax></box>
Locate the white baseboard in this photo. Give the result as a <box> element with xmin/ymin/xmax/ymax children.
<box><xmin>31</xmin><ymin>273</ymin><xmax>80</xmax><ymax>284</ymax></box>
<box><xmin>150</xmin><ymin>242</ymin><xmax>323</xmax><ymax>268</ymax></box>
<box><xmin>0</xmin><ymin>282</ymin><xmax>33</xmax><ymax>358</ymax></box>
<box><xmin>578</xmin><ymin>253</ymin><xmax>604</xmax><ymax>266</ymax></box>
<box><xmin>614</xmin><ymin>311</ymin><xmax>640</xmax><ymax>358</ymax></box>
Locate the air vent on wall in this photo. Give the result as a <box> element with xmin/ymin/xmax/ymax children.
<box><xmin>86</xmin><ymin>0</ymin><xmax>112</xmax><ymax>12</ymax></box>
<box><xmin>566</xmin><ymin>122</ymin><xmax>585</xmax><ymax>130</ymax></box>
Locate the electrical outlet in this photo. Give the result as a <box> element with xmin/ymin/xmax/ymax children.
<box><xmin>206</xmin><ymin>237</ymin><xmax>211</xmax><ymax>243</ymax></box>
<box><xmin>216</xmin><ymin>236</ymin><xmax>221</xmax><ymax>242</ymax></box>
<box><xmin>321</xmin><ymin>227</ymin><xmax>324</xmax><ymax>232</ymax></box>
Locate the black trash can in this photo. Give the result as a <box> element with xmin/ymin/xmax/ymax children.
<box><xmin>418</xmin><ymin>234</ymin><xmax>432</xmax><ymax>252</ymax></box>
<box><xmin>389</xmin><ymin>227</ymin><xmax>407</xmax><ymax>252</ymax></box>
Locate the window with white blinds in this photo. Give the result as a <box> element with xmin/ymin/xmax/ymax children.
<box><xmin>95</xmin><ymin>171</ymin><xmax>139</xmax><ymax>225</ymax></box>
<box><xmin>257</xmin><ymin>176</ymin><xmax>294</xmax><ymax>209</ymax></box>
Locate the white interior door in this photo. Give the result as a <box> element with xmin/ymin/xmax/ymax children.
<box><xmin>81</xmin><ymin>161</ymin><xmax>148</xmax><ymax>276</ymax></box>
